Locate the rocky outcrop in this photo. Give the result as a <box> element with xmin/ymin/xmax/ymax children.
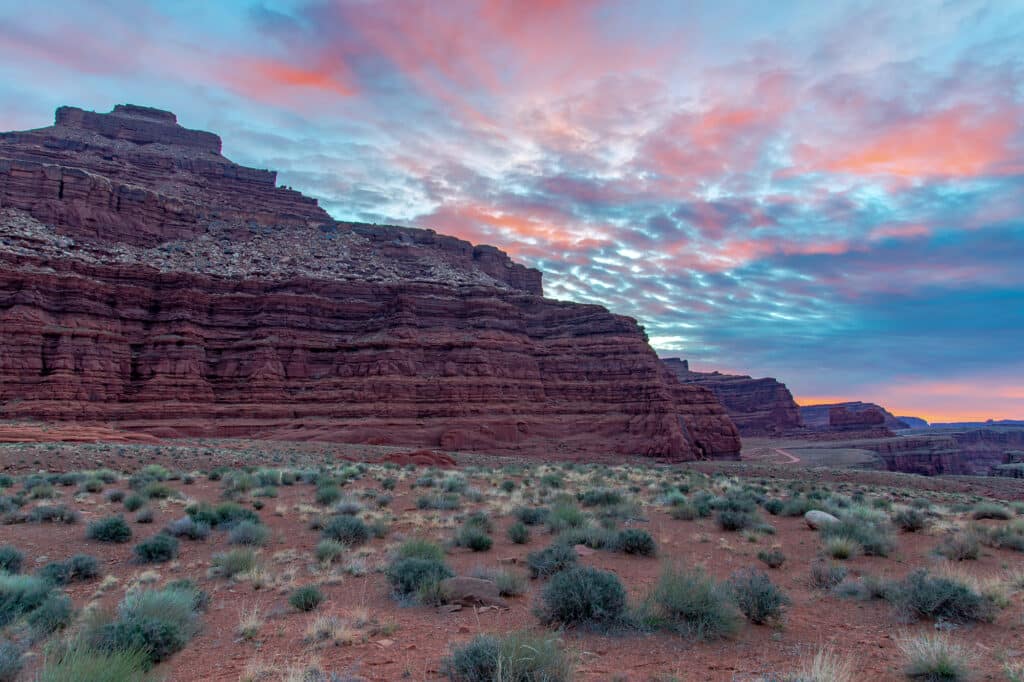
<box><xmin>663</xmin><ymin>359</ymin><xmax>802</xmax><ymax>436</ymax></box>
<box><xmin>800</xmin><ymin>402</ymin><xmax>908</xmax><ymax>431</ymax></box>
<box><xmin>897</xmin><ymin>416</ymin><xmax>929</xmax><ymax>429</ymax></box>
<box><xmin>0</xmin><ymin>105</ymin><xmax>740</xmax><ymax>460</ymax></box>
<box><xmin>845</xmin><ymin>429</ymin><xmax>1024</xmax><ymax>475</ymax></box>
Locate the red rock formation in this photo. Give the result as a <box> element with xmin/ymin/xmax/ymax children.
<box><xmin>663</xmin><ymin>359</ymin><xmax>803</xmax><ymax>436</ymax></box>
<box><xmin>800</xmin><ymin>401</ymin><xmax>908</xmax><ymax>431</ymax></box>
<box><xmin>0</xmin><ymin>105</ymin><xmax>740</xmax><ymax>460</ymax></box>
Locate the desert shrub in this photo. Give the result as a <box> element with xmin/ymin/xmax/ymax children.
<box><xmin>546</xmin><ymin>502</ymin><xmax>586</xmax><ymax>533</ymax></box>
<box><xmin>185</xmin><ymin>501</ymin><xmax>259</xmax><ymax>529</ymax></box>
<box><xmin>579</xmin><ymin>488</ymin><xmax>624</xmax><ymax>507</ymax></box>
<box><xmin>540</xmin><ymin>474</ymin><xmax>563</xmax><ymax>489</ymax></box>
<box><xmin>123</xmin><ymin>494</ymin><xmax>146</xmax><ymax>512</ymax></box>
<box><xmin>892</xmin><ymin>508</ymin><xmax>927</xmax><ymax>532</ymax></box>
<box><xmin>321</xmin><ymin>515</ymin><xmax>368</xmax><ymax>546</ymax></box>
<box><xmin>757</xmin><ymin>548</ymin><xmax>785</xmax><ymax>569</ymax></box>
<box><xmin>417</xmin><ymin>493</ymin><xmax>461</xmax><ymax>510</ymax></box>
<box><xmin>27</xmin><ymin>592</ymin><xmax>73</xmax><ymax>635</ymax></box>
<box><xmin>0</xmin><ymin>547</ymin><xmax>22</xmax><ymax>574</ymax></box>
<box><xmin>380</xmin><ymin>477</ymin><xmax>397</xmax><ymax>491</ymax></box>
<box><xmin>163</xmin><ymin>516</ymin><xmax>210</xmax><ymax>541</ymax></box>
<box><xmin>0</xmin><ymin>640</ymin><xmax>21</xmax><ymax>682</ymax></box>
<box><xmin>716</xmin><ymin>509</ymin><xmax>755</xmax><ymax>532</ymax></box>
<box><xmin>92</xmin><ymin>584</ymin><xmax>202</xmax><ymax>665</ymax></box>
<box><xmin>728</xmin><ymin>568</ymin><xmax>789</xmax><ymax>625</ymax></box>
<box><xmin>80</xmin><ymin>478</ymin><xmax>105</xmax><ymax>494</ymax></box>
<box><xmin>28</xmin><ymin>483</ymin><xmax>56</xmax><ymax>499</ymax></box>
<box><xmin>899</xmin><ymin>633</ymin><xmax>972</xmax><ymax>681</ymax></box>
<box><xmin>507</xmin><ymin>521</ymin><xmax>530</xmax><ymax>544</ymax></box>
<box><xmin>37</xmin><ymin>645</ymin><xmax>152</xmax><ymax>682</ymax></box>
<box><xmin>500</xmin><ymin>479</ymin><xmax>516</xmax><ymax>493</ymax></box>
<box><xmin>87</xmin><ymin>515</ymin><xmax>132</xmax><ymax>543</ymax></box>
<box><xmin>642</xmin><ymin>564</ymin><xmax>741</xmax><ymax>640</ymax></box>
<box><xmin>809</xmin><ymin>559</ymin><xmax>847</xmax><ymax>589</ymax></box>
<box><xmin>0</xmin><ymin>573</ymin><xmax>52</xmax><ymax>627</ymax></box>
<box><xmin>537</xmin><ymin>566</ymin><xmax>626</xmax><ymax>628</ymax></box>
<box><xmin>763</xmin><ymin>498</ymin><xmax>784</xmax><ymax>515</ymax></box>
<box><xmin>514</xmin><ymin>506</ymin><xmax>549</xmax><ymax>526</ymax></box>
<box><xmin>133</xmin><ymin>534</ymin><xmax>179</xmax><ymax>563</ymax></box>
<box><xmin>36</xmin><ymin>562</ymin><xmax>73</xmax><ymax>586</ymax></box>
<box><xmin>780</xmin><ymin>496</ymin><xmax>814</xmax><ymax>517</ymax></box>
<box><xmin>67</xmin><ymin>554</ymin><xmax>100</xmax><ymax>580</ymax></box>
<box><xmin>985</xmin><ymin>520</ymin><xmax>1024</xmax><ymax>552</ymax></box>
<box><xmin>105</xmin><ymin>489</ymin><xmax>126</xmax><ymax>503</ymax></box>
<box><xmin>315</xmin><ymin>485</ymin><xmax>342</xmax><ymax>506</ymax></box>
<box><xmin>315</xmin><ymin>539</ymin><xmax>345</xmax><ymax>563</ymax></box>
<box><xmin>819</xmin><ymin>514</ymin><xmax>895</xmax><ymax>557</ymax></box>
<box><xmin>386</xmin><ymin>557</ymin><xmax>453</xmax><ymax>599</ymax></box>
<box><xmin>972</xmin><ymin>502</ymin><xmax>1012</xmax><ymax>520</ymax></box>
<box><xmin>228</xmin><ymin>520</ymin><xmax>270</xmax><ymax>547</ymax></box>
<box><xmin>889</xmin><ymin>569</ymin><xmax>995</xmax><ymax>623</ymax></box>
<box><xmin>140</xmin><ymin>483</ymin><xmax>173</xmax><ymax>500</ymax></box>
<box><xmin>333</xmin><ymin>498</ymin><xmax>363</xmax><ymax>516</ymax></box>
<box><xmin>824</xmin><ymin>536</ymin><xmax>862</xmax><ymax>560</ymax></box>
<box><xmin>135</xmin><ymin>508</ymin><xmax>154</xmax><ymax>524</ymax></box>
<box><xmin>395</xmin><ymin>538</ymin><xmax>446</xmax><ymax>563</ymax></box>
<box><xmin>288</xmin><ymin>585</ymin><xmax>324</xmax><ymax>612</ymax></box>
<box><xmin>210</xmin><ymin>548</ymin><xmax>256</xmax><ymax>579</ymax></box>
<box><xmin>443</xmin><ymin>631</ymin><xmax>572</xmax><ymax>682</ymax></box>
<box><xmin>935</xmin><ymin>529</ymin><xmax>981</xmax><ymax>561</ymax></box>
<box><xmin>28</xmin><ymin>504</ymin><xmax>80</xmax><ymax>524</ymax></box>
<box><xmin>527</xmin><ymin>543</ymin><xmax>578</xmax><ymax>579</ymax></box>
<box><xmin>618</xmin><ymin>528</ymin><xmax>657</xmax><ymax>556</ymax></box>
<box><xmin>454</xmin><ymin>524</ymin><xmax>492</xmax><ymax>552</ymax></box>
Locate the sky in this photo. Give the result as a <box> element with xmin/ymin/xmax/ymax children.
<box><xmin>1</xmin><ymin>0</ymin><xmax>1022</xmax><ymax>422</ymax></box>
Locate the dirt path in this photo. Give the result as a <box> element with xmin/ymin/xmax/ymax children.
<box><xmin>773</xmin><ymin>447</ymin><xmax>800</xmax><ymax>464</ymax></box>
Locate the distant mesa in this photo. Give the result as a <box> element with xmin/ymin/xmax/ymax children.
<box><xmin>663</xmin><ymin>358</ymin><xmax>803</xmax><ymax>436</ymax></box>
<box><xmin>897</xmin><ymin>415</ymin><xmax>929</xmax><ymax>429</ymax></box>
<box><xmin>0</xmin><ymin>103</ymin><xmax>740</xmax><ymax>461</ymax></box>
<box><xmin>799</xmin><ymin>401</ymin><xmax>908</xmax><ymax>433</ymax></box>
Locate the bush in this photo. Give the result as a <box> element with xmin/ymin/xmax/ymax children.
<box><xmin>728</xmin><ymin>568</ymin><xmax>789</xmax><ymax>625</ymax></box>
<box><xmin>819</xmin><ymin>515</ymin><xmax>895</xmax><ymax>557</ymax></box>
<box><xmin>386</xmin><ymin>557</ymin><xmax>453</xmax><ymax>599</ymax></box>
<box><xmin>27</xmin><ymin>592</ymin><xmax>73</xmax><ymax>635</ymax></box>
<box><xmin>123</xmin><ymin>494</ymin><xmax>146</xmax><ymax>512</ymax></box>
<box><xmin>893</xmin><ymin>508</ymin><xmax>927</xmax><ymax>532</ymax></box>
<box><xmin>986</xmin><ymin>520</ymin><xmax>1024</xmax><ymax>552</ymax></box>
<box><xmin>935</xmin><ymin>529</ymin><xmax>981</xmax><ymax>561</ymax></box>
<box><xmin>899</xmin><ymin>634</ymin><xmax>972</xmax><ymax>681</ymax></box>
<box><xmin>824</xmin><ymin>536</ymin><xmax>861</xmax><ymax>560</ymax></box>
<box><xmin>163</xmin><ymin>517</ymin><xmax>210</xmax><ymax>541</ymax></box>
<box><xmin>514</xmin><ymin>506</ymin><xmax>549</xmax><ymax>526</ymax></box>
<box><xmin>37</xmin><ymin>562</ymin><xmax>72</xmax><ymax>586</ymax></box>
<box><xmin>527</xmin><ymin>543</ymin><xmax>578</xmax><ymax>579</ymax></box>
<box><xmin>228</xmin><ymin>520</ymin><xmax>270</xmax><ymax>547</ymax></box>
<box><xmin>643</xmin><ymin>564</ymin><xmax>741</xmax><ymax>640</ymax></box>
<box><xmin>972</xmin><ymin>502</ymin><xmax>1012</xmax><ymax>520</ymax></box>
<box><xmin>87</xmin><ymin>515</ymin><xmax>132</xmax><ymax>543</ymax></box>
<box><xmin>579</xmin><ymin>488</ymin><xmax>624</xmax><ymax>507</ymax></box>
<box><xmin>763</xmin><ymin>498</ymin><xmax>784</xmax><ymax>515</ymax></box>
<box><xmin>417</xmin><ymin>493</ymin><xmax>461</xmax><ymax>510</ymax></box>
<box><xmin>315</xmin><ymin>539</ymin><xmax>345</xmax><ymax>563</ymax></box>
<box><xmin>288</xmin><ymin>585</ymin><xmax>324</xmax><ymax>612</ymax></box>
<box><xmin>135</xmin><ymin>508</ymin><xmax>154</xmax><ymax>524</ymax></box>
<box><xmin>443</xmin><ymin>631</ymin><xmax>572</xmax><ymax>682</ymax></box>
<box><xmin>106</xmin><ymin>489</ymin><xmax>126</xmax><ymax>503</ymax></box>
<box><xmin>757</xmin><ymin>548</ymin><xmax>785</xmax><ymax>569</ymax></box>
<box><xmin>0</xmin><ymin>547</ymin><xmax>22</xmax><ymax>574</ymax></box>
<box><xmin>37</xmin><ymin>645</ymin><xmax>152</xmax><ymax>682</ymax></box>
<box><xmin>618</xmin><ymin>528</ymin><xmax>656</xmax><ymax>556</ymax></box>
<box><xmin>809</xmin><ymin>559</ymin><xmax>847</xmax><ymax>589</ymax></box>
<box><xmin>93</xmin><ymin>584</ymin><xmax>202</xmax><ymax>664</ymax></box>
<box><xmin>716</xmin><ymin>509</ymin><xmax>755</xmax><ymax>531</ymax></box>
<box><xmin>315</xmin><ymin>485</ymin><xmax>342</xmax><ymax>506</ymax></box>
<box><xmin>395</xmin><ymin>538</ymin><xmax>446</xmax><ymax>562</ymax></box>
<box><xmin>0</xmin><ymin>640</ymin><xmax>21</xmax><ymax>682</ymax></box>
<box><xmin>0</xmin><ymin>573</ymin><xmax>52</xmax><ymax>627</ymax></box>
<box><xmin>210</xmin><ymin>548</ymin><xmax>256</xmax><ymax>579</ymax></box>
<box><xmin>28</xmin><ymin>504</ymin><xmax>80</xmax><ymax>524</ymax></box>
<box><xmin>185</xmin><ymin>502</ymin><xmax>259</xmax><ymax>529</ymax></box>
<box><xmin>507</xmin><ymin>521</ymin><xmax>530</xmax><ymax>544</ymax></box>
<box><xmin>546</xmin><ymin>502</ymin><xmax>586</xmax><ymax>533</ymax></box>
<box><xmin>889</xmin><ymin>569</ymin><xmax>995</xmax><ymax>623</ymax></box>
<box><xmin>320</xmin><ymin>515</ymin><xmax>369</xmax><ymax>546</ymax></box>
<box><xmin>455</xmin><ymin>524</ymin><xmax>492</xmax><ymax>552</ymax></box>
<box><xmin>537</xmin><ymin>566</ymin><xmax>626</xmax><ymax>628</ymax></box>
<box><xmin>133</xmin><ymin>534</ymin><xmax>179</xmax><ymax>563</ymax></box>
<box><xmin>67</xmin><ymin>554</ymin><xmax>101</xmax><ymax>580</ymax></box>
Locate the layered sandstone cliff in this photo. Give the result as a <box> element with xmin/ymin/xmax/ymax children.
<box><xmin>663</xmin><ymin>359</ymin><xmax>802</xmax><ymax>436</ymax></box>
<box><xmin>0</xmin><ymin>105</ymin><xmax>740</xmax><ymax>460</ymax></box>
<box><xmin>800</xmin><ymin>401</ymin><xmax>908</xmax><ymax>431</ymax></box>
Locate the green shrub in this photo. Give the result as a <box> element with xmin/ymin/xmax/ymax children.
<box><xmin>809</xmin><ymin>559</ymin><xmax>847</xmax><ymax>589</ymax></box>
<box><xmin>185</xmin><ymin>502</ymin><xmax>259</xmax><ymax>529</ymax></box>
<box><xmin>757</xmin><ymin>548</ymin><xmax>785</xmax><ymax>569</ymax></box>
<box><xmin>899</xmin><ymin>633</ymin><xmax>972</xmax><ymax>681</ymax></box>
<box><xmin>210</xmin><ymin>548</ymin><xmax>256</xmax><ymax>579</ymax></box>
<box><xmin>455</xmin><ymin>525</ymin><xmax>492</xmax><ymax>552</ymax></box>
<box><xmin>527</xmin><ymin>543</ymin><xmax>578</xmax><ymax>579</ymax></box>
<box><xmin>320</xmin><ymin>515</ymin><xmax>369</xmax><ymax>546</ymax></box>
<box><xmin>824</xmin><ymin>536</ymin><xmax>862</xmax><ymax>560</ymax></box>
<box><xmin>728</xmin><ymin>568</ymin><xmax>789</xmax><ymax>625</ymax></box>
<box><xmin>984</xmin><ymin>520</ymin><xmax>1024</xmax><ymax>552</ymax></box>
<box><xmin>164</xmin><ymin>517</ymin><xmax>210</xmax><ymax>541</ymax></box>
<box><xmin>228</xmin><ymin>520</ymin><xmax>270</xmax><ymax>547</ymax></box>
<box><xmin>935</xmin><ymin>529</ymin><xmax>981</xmax><ymax>561</ymax></box>
<box><xmin>888</xmin><ymin>569</ymin><xmax>995</xmax><ymax>623</ymax></box>
<box><xmin>972</xmin><ymin>502</ymin><xmax>1012</xmax><ymax>520</ymax></box>
<box><xmin>892</xmin><ymin>508</ymin><xmax>927</xmax><ymax>532</ymax></box>
<box><xmin>106</xmin><ymin>489</ymin><xmax>126</xmax><ymax>503</ymax></box>
<box><xmin>37</xmin><ymin>644</ymin><xmax>152</xmax><ymax>682</ymax></box>
<box><xmin>0</xmin><ymin>640</ymin><xmax>21</xmax><ymax>682</ymax></box>
<box><xmin>81</xmin><ymin>478</ymin><xmax>105</xmax><ymax>494</ymax></box>
<box><xmin>28</xmin><ymin>504</ymin><xmax>80</xmax><ymax>524</ymax></box>
<box><xmin>288</xmin><ymin>585</ymin><xmax>324</xmax><ymax>612</ymax></box>
<box><xmin>141</xmin><ymin>483</ymin><xmax>173</xmax><ymax>500</ymax></box>
<box><xmin>507</xmin><ymin>521</ymin><xmax>530</xmax><ymax>544</ymax></box>
<box><xmin>315</xmin><ymin>485</ymin><xmax>342</xmax><ymax>506</ymax></box>
<box><xmin>537</xmin><ymin>566</ymin><xmax>626</xmax><ymax>628</ymax></box>
<box><xmin>514</xmin><ymin>506</ymin><xmax>549</xmax><ymax>526</ymax></box>
<box><xmin>37</xmin><ymin>562</ymin><xmax>73</xmax><ymax>586</ymax></box>
<box><xmin>93</xmin><ymin>584</ymin><xmax>202</xmax><ymax>664</ymax></box>
<box><xmin>135</xmin><ymin>508</ymin><xmax>154</xmax><ymax>524</ymax></box>
<box><xmin>579</xmin><ymin>488</ymin><xmax>624</xmax><ymax>507</ymax></box>
<box><xmin>417</xmin><ymin>493</ymin><xmax>461</xmax><ymax>510</ymax></box>
<box><xmin>716</xmin><ymin>509</ymin><xmax>755</xmax><ymax>531</ymax></box>
<box><xmin>643</xmin><ymin>564</ymin><xmax>741</xmax><ymax>640</ymax></box>
<box><xmin>87</xmin><ymin>515</ymin><xmax>132</xmax><ymax>543</ymax></box>
<box><xmin>123</xmin><ymin>494</ymin><xmax>146</xmax><ymax>512</ymax></box>
<box><xmin>133</xmin><ymin>534</ymin><xmax>179</xmax><ymax>563</ymax></box>
<box><xmin>618</xmin><ymin>528</ymin><xmax>656</xmax><ymax>556</ymax></box>
<box><xmin>763</xmin><ymin>498</ymin><xmax>784</xmax><ymax>515</ymax></box>
<box><xmin>315</xmin><ymin>539</ymin><xmax>345</xmax><ymax>563</ymax></box>
<box><xmin>395</xmin><ymin>538</ymin><xmax>446</xmax><ymax>563</ymax></box>
<box><xmin>443</xmin><ymin>631</ymin><xmax>572</xmax><ymax>682</ymax></box>
<box><xmin>67</xmin><ymin>554</ymin><xmax>100</xmax><ymax>580</ymax></box>
<box><xmin>27</xmin><ymin>592</ymin><xmax>73</xmax><ymax>635</ymax></box>
<box><xmin>546</xmin><ymin>502</ymin><xmax>586</xmax><ymax>533</ymax></box>
<box><xmin>0</xmin><ymin>573</ymin><xmax>52</xmax><ymax>627</ymax></box>
<box><xmin>819</xmin><ymin>515</ymin><xmax>895</xmax><ymax>557</ymax></box>
<box><xmin>386</xmin><ymin>557</ymin><xmax>453</xmax><ymax>599</ymax></box>
<box><xmin>0</xmin><ymin>547</ymin><xmax>22</xmax><ymax>574</ymax></box>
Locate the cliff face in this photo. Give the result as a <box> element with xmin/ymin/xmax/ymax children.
<box><xmin>800</xmin><ymin>402</ymin><xmax>908</xmax><ymax>431</ymax></box>
<box><xmin>0</xmin><ymin>105</ymin><xmax>740</xmax><ymax>460</ymax></box>
<box><xmin>663</xmin><ymin>359</ymin><xmax>802</xmax><ymax>436</ymax></box>
<box><xmin>852</xmin><ymin>429</ymin><xmax>1024</xmax><ymax>476</ymax></box>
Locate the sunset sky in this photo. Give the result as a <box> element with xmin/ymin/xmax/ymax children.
<box><xmin>2</xmin><ymin>0</ymin><xmax>1022</xmax><ymax>422</ymax></box>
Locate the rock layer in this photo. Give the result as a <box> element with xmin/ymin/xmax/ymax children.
<box><xmin>800</xmin><ymin>402</ymin><xmax>908</xmax><ymax>431</ymax></box>
<box><xmin>663</xmin><ymin>359</ymin><xmax>802</xmax><ymax>436</ymax></box>
<box><xmin>0</xmin><ymin>105</ymin><xmax>740</xmax><ymax>460</ymax></box>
